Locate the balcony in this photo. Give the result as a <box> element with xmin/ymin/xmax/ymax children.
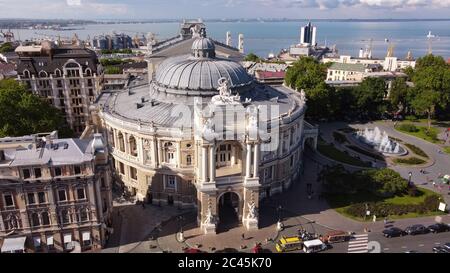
<box><xmin>216</xmin><ymin>165</ymin><xmax>242</xmax><ymax>178</ymax></box>
<box><xmin>111</xmin><ymin>147</ymin><xmax>140</xmax><ymax>164</ymax></box>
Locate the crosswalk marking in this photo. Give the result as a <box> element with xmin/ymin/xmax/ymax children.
<box><xmin>348</xmin><ymin>233</ymin><xmax>369</xmax><ymax>253</ymax></box>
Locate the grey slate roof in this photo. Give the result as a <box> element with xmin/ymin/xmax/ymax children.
<box><xmin>4</xmin><ymin>138</ymin><xmax>95</xmax><ymax>167</ymax></box>
<box><xmin>329</xmin><ymin>62</ymin><xmax>367</xmax><ymax>72</ymax></box>
<box><xmin>154</xmin><ymin>54</ymin><xmax>253</xmax><ymax>92</ymax></box>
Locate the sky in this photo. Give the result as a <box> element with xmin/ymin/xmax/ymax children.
<box><xmin>0</xmin><ymin>0</ymin><xmax>449</xmax><ymax>20</ymax></box>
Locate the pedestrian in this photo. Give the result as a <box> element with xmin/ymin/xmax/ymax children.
<box><xmin>241</xmin><ymin>233</ymin><xmax>245</xmax><ymax>241</ymax></box>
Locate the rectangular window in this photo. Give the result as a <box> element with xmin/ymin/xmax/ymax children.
<box><xmin>130</xmin><ymin>167</ymin><xmax>137</xmax><ymax>180</ymax></box>
<box><xmin>74</xmin><ymin>166</ymin><xmax>81</xmax><ymax>175</ymax></box>
<box><xmin>54</xmin><ymin>167</ymin><xmax>62</xmax><ymax>176</ymax></box>
<box><xmin>4</xmin><ymin>193</ymin><xmax>14</xmax><ymax>207</ymax></box>
<box><xmin>27</xmin><ymin>193</ymin><xmax>35</xmax><ymax>204</ymax></box>
<box><xmin>23</xmin><ymin>169</ymin><xmax>31</xmax><ymax>179</ymax></box>
<box><xmin>58</xmin><ymin>189</ymin><xmax>67</xmax><ymax>202</ymax></box>
<box><xmin>34</xmin><ymin>168</ymin><xmax>42</xmax><ymax>178</ymax></box>
<box><xmin>38</xmin><ymin>192</ymin><xmax>46</xmax><ymax>203</ymax></box>
<box><xmin>166</xmin><ymin>175</ymin><xmax>176</xmax><ymax>189</ymax></box>
<box><xmin>119</xmin><ymin>162</ymin><xmax>125</xmax><ymax>174</ymax></box>
<box><xmin>76</xmin><ymin>188</ymin><xmax>86</xmax><ymax>200</ymax></box>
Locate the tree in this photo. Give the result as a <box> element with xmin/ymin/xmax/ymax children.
<box><xmin>389</xmin><ymin>78</ymin><xmax>409</xmax><ymax>112</ymax></box>
<box><xmin>353</xmin><ymin>77</ymin><xmax>387</xmax><ymax>119</ymax></box>
<box><xmin>0</xmin><ymin>42</ymin><xmax>14</xmax><ymax>53</ymax></box>
<box><xmin>244</xmin><ymin>53</ymin><xmax>260</xmax><ymax>62</ymax></box>
<box><xmin>409</xmin><ymin>54</ymin><xmax>450</xmax><ymax>128</ymax></box>
<box><xmin>0</xmin><ymin>79</ymin><xmax>73</xmax><ymax>137</ymax></box>
<box><xmin>104</xmin><ymin>66</ymin><xmax>121</xmax><ymax>74</ymax></box>
<box><xmin>284</xmin><ymin>57</ymin><xmax>335</xmax><ymax>119</ymax></box>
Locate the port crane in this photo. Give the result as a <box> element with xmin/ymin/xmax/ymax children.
<box><xmin>0</xmin><ymin>29</ymin><xmax>15</xmax><ymax>43</ymax></box>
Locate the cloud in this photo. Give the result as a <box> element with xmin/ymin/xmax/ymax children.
<box><xmin>246</xmin><ymin>0</ymin><xmax>450</xmax><ymax>9</ymax></box>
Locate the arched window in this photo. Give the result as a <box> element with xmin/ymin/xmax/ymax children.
<box><xmin>108</xmin><ymin>129</ymin><xmax>115</xmax><ymax>147</ymax></box>
<box><xmin>23</xmin><ymin>69</ymin><xmax>30</xmax><ymax>78</ymax></box>
<box><xmin>41</xmin><ymin>212</ymin><xmax>50</xmax><ymax>226</ymax></box>
<box><xmin>129</xmin><ymin>135</ymin><xmax>137</xmax><ymax>157</ymax></box>
<box><xmin>60</xmin><ymin>210</ymin><xmax>70</xmax><ymax>224</ymax></box>
<box><xmin>54</xmin><ymin>69</ymin><xmax>62</xmax><ymax>77</ymax></box>
<box><xmin>164</xmin><ymin>142</ymin><xmax>176</xmax><ymax>164</ymax></box>
<box><xmin>117</xmin><ymin>132</ymin><xmax>125</xmax><ymax>152</ymax></box>
<box><xmin>77</xmin><ymin>208</ymin><xmax>89</xmax><ymax>222</ymax></box>
<box><xmin>85</xmin><ymin>68</ymin><xmax>92</xmax><ymax>76</ymax></box>
<box><xmin>39</xmin><ymin>70</ymin><xmax>48</xmax><ymax>78</ymax></box>
<box><xmin>31</xmin><ymin>213</ymin><xmax>40</xmax><ymax>227</ymax></box>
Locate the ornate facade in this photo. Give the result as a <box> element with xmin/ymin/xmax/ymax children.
<box><xmin>96</xmin><ymin>30</ymin><xmax>318</xmax><ymax>234</ymax></box>
<box><xmin>0</xmin><ymin>132</ymin><xmax>113</xmax><ymax>252</ymax></box>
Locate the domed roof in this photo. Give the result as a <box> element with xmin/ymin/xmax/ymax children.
<box><xmin>153</xmin><ymin>37</ymin><xmax>253</xmax><ymax>95</ymax></box>
<box><xmin>192</xmin><ymin>37</ymin><xmax>215</xmax><ymax>51</ymax></box>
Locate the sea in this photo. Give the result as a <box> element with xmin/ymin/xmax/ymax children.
<box><xmin>8</xmin><ymin>20</ymin><xmax>450</xmax><ymax>59</ymax></box>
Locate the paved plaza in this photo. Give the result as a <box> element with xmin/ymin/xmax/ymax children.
<box><xmin>103</xmin><ymin>121</ymin><xmax>450</xmax><ymax>253</ymax></box>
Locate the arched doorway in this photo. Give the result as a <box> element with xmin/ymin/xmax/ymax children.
<box><xmin>218</xmin><ymin>192</ymin><xmax>240</xmax><ymax>232</ymax></box>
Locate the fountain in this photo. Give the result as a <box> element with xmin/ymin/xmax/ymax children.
<box><xmin>355</xmin><ymin>127</ymin><xmax>407</xmax><ymax>156</ymax></box>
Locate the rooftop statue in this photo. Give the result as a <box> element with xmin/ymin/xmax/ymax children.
<box><xmin>211</xmin><ymin>77</ymin><xmax>241</xmax><ymax>105</ymax></box>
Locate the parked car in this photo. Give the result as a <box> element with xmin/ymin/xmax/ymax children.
<box><xmin>405</xmin><ymin>225</ymin><xmax>428</xmax><ymax>235</ymax></box>
<box><xmin>252</xmin><ymin>243</ymin><xmax>263</xmax><ymax>253</ymax></box>
<box><xmin>382</xmin><ymin>227</ymin><xmax>406</xmax><ymax>238</ymax></box>
<box><xmin>184</xmin><ymin>248</ymin><xmax>205</xmax><ymax>253</ymax></box>
<box><xmin>432</xmin><ymin>246</ymin><xmax>450</xmax><ymax>253</ymax></box>
<box><xmin>428</xmin><ymin>223</ymin><xmax>450</xmax><ymax>233</ymax></box>
<box><xmin>443</xmin><ymin>243</ymin><xmax>450</xmax><ymax>250</ymax></box>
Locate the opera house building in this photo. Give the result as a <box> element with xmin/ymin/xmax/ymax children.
<box><xmin>93</xmin><ymin>24</ymin><xmax>318</xmax><ymax>234</ymax></box>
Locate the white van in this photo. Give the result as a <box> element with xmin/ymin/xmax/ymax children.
<box><xmin>303</xmin><ymin>239</ymin><xmax>327</xmax><ymax>253</ymax></box>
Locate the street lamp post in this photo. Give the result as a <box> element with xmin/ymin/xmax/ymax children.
<box><xmin>276</xmin><ymin>205</ymin><xmax>283</xmax><ymax>231</ymax></box>
<box><xmin>408</xmin><ymin>172</ymin><xmax>412</xmax><ymax>187</ymax></box>
<box><xmin>177</xmin><ymin>216</ymin><xmax>184</xmax><ymax>242</ymax></box>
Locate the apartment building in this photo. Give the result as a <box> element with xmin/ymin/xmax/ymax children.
<box><xmin>0</xmin><ymin>131</ymin><xmax>113</xmax><ymax>253</ymax></box>
<box><xmin>15</xmin><ymin>41</ymin><xmax>103</xmax><ymax>135</ymax></box>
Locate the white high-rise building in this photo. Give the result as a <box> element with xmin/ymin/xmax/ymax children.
<box><xmin>300</xmin><ymin>22</ymin><xmax>317</xmax><ymax>46</ymax></box>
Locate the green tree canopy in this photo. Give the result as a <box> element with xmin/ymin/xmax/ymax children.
<box><xmin>353</xmin><ymin>77</ymin><xmax>387</xmax><ymax>119</ymax></box>
<box><xmin>244</xmin><ymin>53</ymin><xmax>260</xmax><ymax>62</ymax></box>
<box><xmin>389</xmin><ymin>77</ymin><xmax>409</xmax><ymax>111</ymax></box>
<box><xmin>409</xmin><ymin>54</ymin><xmax>450</xmax><ymax>127</ymax></box>
<box><xmin>284</xmin><ymin>57</ymin><xmax>336</xmax><ymax>120</ymax></box>
<box><xmin>0</xmin><ymin>79</ymin><xmax>73</xmax><ymax>138</ymax></box>
<box><xmin>0</xmin><ymin>42</ymin><xmax>14</xmax><ymax>53</ymax></box>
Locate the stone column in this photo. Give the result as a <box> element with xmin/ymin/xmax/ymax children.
<box><xmin>152</xmin><ymin>137</ymin><xmax>158</xmax><ymax>168</ymax></box>
<box><xmin>202</xmin><ymin>145</ymin><xmax>208</xmax><ymax>182</ymax></box>
<box><xmin>158</xmin><ymin>140</ymin><xmax>164</xmax><ymax>165</ymax></box>
<box><xmin>253</xmin><ymin>143</ymin><xmax>260</xmax><ymax>178</ymax></box>
<box><xmin>245</xmin><ymin>143</ymin><xmax>252</xmax><ymax>178</ymax></box>
<box><xmin>209</xmin><ymin>145</ymin><xmax>216</xmax><ymax>183</ymax></box>
<box><xmin>176</xmin><ymin>142</ymin><xmax>181</xmax><ymax>168</ymax></box>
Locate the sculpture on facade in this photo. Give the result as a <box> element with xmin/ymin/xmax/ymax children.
<box><xmin>300</xmin><ymin>89</ymin><xmax>307</xmax><ymax>103</ymax></box>
<box><xmin>204</xmin><ymin>206</ymin><xmax>214</xmax><ymax>225</ymax></box>
<box><xmin>247</xmin><ymin>201</ymin><xmax>257</xmax><ymax>220</ymax></box>
<box><xmin>211</xmin><ymin>77</ymin><xmax>241</xmax><ymax>105</ymax></box>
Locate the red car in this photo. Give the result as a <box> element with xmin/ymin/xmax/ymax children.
<box><xmin>184</xmin><ymin>248</ymin><xmax>204</xmax><ymax>253</ymax></box>
<box><xmin>252</xmin><ymin>244</ymin><xmax>263</xmax><ymax>253</ymax></box>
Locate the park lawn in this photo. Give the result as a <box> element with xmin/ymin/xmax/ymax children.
<box><xmin>444</xmin><ymin>146</ymin><xmax>450</xmax><ymax>155</ymax></box>
<box><xmin>395</xmin><ymin>124</ymin><xmax>442</xmax><ymax>144</ymax></box>
<box><xmin>317</xmin><ymin>140</ymin><xmax>370</xmax><ymax>168</ymax></box>
<box><xmin>328</xmin><ymin>188</ymin><xmax>444</xmax><ymax>222</ymax></box>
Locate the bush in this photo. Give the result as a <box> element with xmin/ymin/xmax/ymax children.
<box><xmin>394</xmin><ymin>157</ymin><xmax>426</xmax><ymax>165</ymax></box>
<box><xmin>333</xmin><ymin>131</ymin><xmax>348</xmax><ymax>144</ymax></box>
<box><xmin>344</xmin><ymin>193</ymin><xmax>441</xmax><ymax>218</ymax></box>
<box><xmin>405</xmin><ymin>115</ymin><xmax>418</xmax><ymax>122</ymax></box>
<box><xmin>404</xmin><ymin>143</ymin><xmax>428</xmax><ymax>158</ymax></box>
<box><xmin>398</xmin><ymin>123</ymin><xmax>419</xmax><ymax>132</ymax></box>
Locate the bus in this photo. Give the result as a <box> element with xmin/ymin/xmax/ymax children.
<box><xmin>275</xmin><ymin>236</ymin><xmax>303</xmax><ymax>253</ymax></box>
